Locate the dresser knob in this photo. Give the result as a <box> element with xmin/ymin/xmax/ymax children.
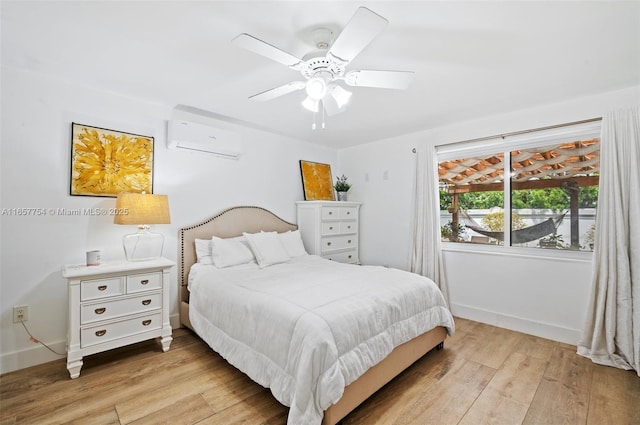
<box><xmin>142</xmin><ymin>299</ymin><xmax>152</xmax><ymax>306</ymax></box>
<box><xmin>348</xmin><ymin>255</ymin><xmax>352</xmax><ymax>259</ymax></box>
<box><xmin>329</xmin><ymin>226</ymin><xmax>334</xmax><ymax>230</ymax></box>
<box><xmin>98</xmin><ymin>285</ymin><xmax>107</xmax><ymax>291</ymax></box>
<box><xmin>94</xmin><ymin>307</ymin><xmax>106</xmax><ymax>315</ymax></box>
<box><xmin>348</xmin><ymin>240</ymin><xmax>352</xmax><ymax>244</ymax></box>
<box><xmin>142</xmin><ymin>319</ymin><xmax>152</xmax><ymax>326</ymax></box>
<box><xmin>329</xmin><ymin>211</ymin><xmax>333</xmax><ymax>215</ymax></box>
<box><xmin>95</xmin><ymin>330</ymin><xmax>106</xmax><ymax>337</ymax></box>
<box><xmin>327</xmin><ymin>242</ymin><xmax>332</xmax><ymax>246</ymax></box>
<box><xmin>140</xmin><ymin>279</ymin><xmax>149</xmax><ymax>285</ymax></box>
<box><xmin>347</xmin><ymin>211</ymin><xmax>351</xmax><ymax>215</ymax></box>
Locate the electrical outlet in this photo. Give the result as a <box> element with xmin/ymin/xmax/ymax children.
<box><xmin>13</xmin><ymin>305</ymin><xmax>28</xmax><ymax>323</ymax></box>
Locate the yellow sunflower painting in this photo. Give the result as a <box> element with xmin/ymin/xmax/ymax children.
<box><xmin>299</xmin><ymin>160</ymin><xmax>335</xmax><ymax>201</ymax></box>
<box><xmin>70</xmin><ymin>123</ymin><xmax>154</xmax><ymax>197</ymax></box>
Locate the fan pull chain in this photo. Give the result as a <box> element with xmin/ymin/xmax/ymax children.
<box><xmin>311</xmin><ymin>110</ymin><xmax>317</xmax><ymax>130</ymax></box>
<box><xmin>321</xmin><ymin>101</ymin><xmax>326</xmax><ymax>129</ymax></box>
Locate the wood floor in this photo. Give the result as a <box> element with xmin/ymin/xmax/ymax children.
<box><xmin>1</xmin><ymin>317</ymin><xmax>638</xmax><ymax>425</ymax></box>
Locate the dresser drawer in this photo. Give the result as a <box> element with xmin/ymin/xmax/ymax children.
<box><xmin>81</xmin><ymin>312</ymin><xmax>162</xmax><ymax>348</ymax></box>
<box><xmin>321</xmin><ymin>234</ymin><xmax>357</xmax><ymax>252</ymax></box>
<box><xmin>323</xmin><ymin>250</ymin><xmax>358</xmax><ymax>263</ymax></box>
<box><xmin>126</xmin><ymin>272</ymin><xmax>161</xmax><ymax>293</ymax></box>
<box><xmin>81</xmin><ymin>292</ymin><xmax>162</xmax><ymax>324</ymax></box>
<box><xmin>81</xmin><ymin>277</ymin><xmax>125</xmax><ymax>301</ymax></box>
<box><xmin>321</xmin><ymin>206</ymin><xmax>341</xmax><ymax>220</ymax></box>
<box><xmin>340</xmin><ymin>221</ymin><xmax>357</xmax><ymax>234</ymax></box>
<box><xmin>340</xmin><ymin>207</ymin><xmax>358</xmax><ymax>219</ymax></box>
<box><xmin>321</xmin><ymin>222</ymin><xmax>341</xmax><ymax>235</ymax></box>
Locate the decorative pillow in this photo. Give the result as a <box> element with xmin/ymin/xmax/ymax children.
<box><xmin>278</xmin><ymin>230</ymin><xmax>308</xmax><ymax>258</ymax></box>
<box><xmin>210</xmin><ymin>236</ymin><xmax>255</xmax><ymax>268</ymax></box>
<box><xmin>243</xmin><ymin>231</ymin><xmax>291</xmax><ymax>268</ymax></box>
<box><xmin>195</xmin><ymin>239</ymin><xmax>213</xmax><ymax>265</ymax></box>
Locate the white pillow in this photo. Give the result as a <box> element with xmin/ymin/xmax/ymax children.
<box><xmin>211</xmin><ymin>236</ymin><xmax>255</xmax><ymax>268</ymax></box>
<box><xmin>195</xmin><ymin>239</ymin><xmax>213</xmax><ymax>265</ymax></box>
<box><xmin>243</xmin><ymin>231</ymin><xmax>291</xmax><ymax>268</ymax></box>
<box><xmin>278</xmin><ymin>230</ymin><xmax>307</xmax><ymax>258</ymax></box>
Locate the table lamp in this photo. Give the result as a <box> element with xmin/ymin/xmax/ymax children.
<box><xmin>114</xmin><ymin>192</ymin><xmax>171</xmax><ymax>261</ymax></box>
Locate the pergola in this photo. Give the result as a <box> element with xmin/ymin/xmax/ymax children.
<box><xmin>438</xmin><ymin>138</ymin><xmax>600</xmax><ymax>246</ymax></box>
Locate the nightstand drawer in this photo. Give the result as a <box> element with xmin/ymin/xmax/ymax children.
<box><xmin>321</xmin><ymin>234</ymin><xmax>357</xmax><ymax>252</ymax></box>
<box><xmin>81</xmin><ymin>292</ymin><xmax>162</xmax><ymax>324</ymax></box>
<box><xmin>81</xmin><ymin>277</ymin><xmax>125</xmax><ymax>301</ymax></box>
<box><xmin>81</xmin><ymin>312</ymin><xmax>162</xmax><ymax>348</ymax></box>
<box><xmin>321</xmin><ymin>207</ymin><xmax>341</xmax><ymax>220</ymax></box>
<box><xmin>126</xmin><ymin>272</ymin><xmax>161</xmax><ymax>293</ymax></box>
<box><xmin>323</xmin><ymin>250</ymin><xmax>358</xmax><ymax>263</ymax></box>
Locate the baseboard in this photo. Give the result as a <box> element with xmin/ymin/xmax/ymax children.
<box><xmin>0</xmin><ymin>340</ymin><xmax>66</xmax><ymax>375</ymax></box>
<box><xmin>450</xmin><ymin>303</ymin><xmax>581</xmax><ymax>345</ymax></box>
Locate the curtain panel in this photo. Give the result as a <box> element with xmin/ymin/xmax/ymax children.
<box><xmin>578</xmin><ymin>106</ymin><xmax>640</xmax><ymax>376</ymax></box>
<box><xmin>409</xmin><ymin>146</ymin><xmax>449</xmax><ymax>306</ymax></box>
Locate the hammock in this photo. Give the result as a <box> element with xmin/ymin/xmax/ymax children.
<box><xmin>460</xmin><ymin>210</ymin><xmax>567</xmax><ymax>244</ymax></box>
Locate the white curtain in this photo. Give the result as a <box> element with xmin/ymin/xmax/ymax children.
<box><xmin>410</xmin><ymin>146</ymin><xmax>449</xmax><ymax>305</ymax></box>
<box><xmin>577</xmin><ymin>106</ymin><xmax>640</xmax><ymax>376</ymax></box>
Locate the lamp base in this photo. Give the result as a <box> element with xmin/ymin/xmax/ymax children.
<box><xmin>122</xmin><ymin>226</ymin><xmax>165</xmax><ymax>261</ymax></box>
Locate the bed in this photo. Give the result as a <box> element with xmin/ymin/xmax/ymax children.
<box><xmin>178</xmin><ymin>206</ymin><xmax>455</xmax><ymax>425</ymax></box>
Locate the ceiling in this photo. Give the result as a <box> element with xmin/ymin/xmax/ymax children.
<box><xmin>2</xmin><ymin>1</ymin><xmax>639</xmax><ymax>149</ymax></box>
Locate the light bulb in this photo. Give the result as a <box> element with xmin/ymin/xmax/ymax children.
<box><xmin>305</xmin><ymin>78</ymin><xmax>327</xmax><ymax>100</ymax></box>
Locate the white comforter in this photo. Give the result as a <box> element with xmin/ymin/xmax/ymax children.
<box><xmin>188</xmin><ymin>255</ymin><xmax>455</xmax><ymax>424</ymax></box>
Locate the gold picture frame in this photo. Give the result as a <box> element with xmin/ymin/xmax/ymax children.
<box><xmin>70</xmin><ymin>123</ymin><xmax>154</xmax><ymax>197</ymax></box>
<box><xmin>299</xmin><ymin>160</ymin><xmax>335</xmax><ymax>201</ymax></box>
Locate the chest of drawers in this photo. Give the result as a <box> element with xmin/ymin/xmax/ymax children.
<box><xmin>296</xmin><ymin>201</ymin><xmax>362</xmax><ymax>264</ymax></box>
<box><xmin>63</xmin><ymin>258</ymin><xmax>175</xmax><ymax>378</ymax></box>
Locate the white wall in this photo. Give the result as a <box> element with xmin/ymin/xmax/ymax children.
<box><xmin>0</xmin><ymin>67</ymin><xmax>336</xmax><ymax>373</ymax></box>
<box><xmin>339</xmin><ymin>85</ymin><xmax>640</xmax><ymax>344</ymax></box>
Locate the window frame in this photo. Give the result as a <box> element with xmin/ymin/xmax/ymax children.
<box><xmin>436</xmin><ymin>120</ymin><xmax>601</xmax><ymax>260</ymax></box>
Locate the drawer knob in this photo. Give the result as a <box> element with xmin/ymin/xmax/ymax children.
<box><xmin>329</xmin><ymin>226</ymin><xmax>334</xmax><ymax>230</ymax></box>
<box><xmin>329</xmin><ymin>211</ymin><xmax>333</xmax><ymax>215</ymax></box>
<box><xmin>142</xmin><ymin>299</ymin><xmax>152</xmax><ymax>306</ymax></box>
<box><xmin>94</xmin><ymin>307</ymin><xmax>106</xmax><ymax>315</ymax></box>
<box><xmin>98</xmin><ymin>285</ymin><xmax>107</xmax><ymax>291</ymax></box>
<box><xmin>142</xmin><ymin>319</ymin><xmax>152</xmax><ymax>326</ymax></box>
<box><xmin>347</xmin><ymin>225</ymin><xmax>351</xmax><ymax>229</ymax></box>
<box><xmin>327</xmin><ymin>242</ymin><xmax>332</xmax><ymax>246</ymax></box>
<box><xmin>348</xmin><ymin>240</ymin><xmax>352</xmax><ymax>244</ymax></box>
<box><xmin>347</xmin><ymin>211</ymin><xmax>351</xmax><ymax>215</ymax></box>
<box><xmin>95</xmin><ymin>330</ymin><xmax>106</xmax><ymax>337</ymax></box>
<box><xmin>140</xmin><ymin>279</ymin><xmax>149</xmax><ymax>285</ymax></box>
<box><xmin>348</xmin><ymin>255</ymin><xmax>353</xmax><ymax>259</ymax></box>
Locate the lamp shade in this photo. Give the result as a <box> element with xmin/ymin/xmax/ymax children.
<box><xmin>114</xmin><ymin>193</ymin><xmax>170</xmax><ymax>225</ymax></box>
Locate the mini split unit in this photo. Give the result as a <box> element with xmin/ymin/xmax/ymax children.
<box><xmin>167</xmin><ymin>120</ymin><xmax>242</xmax><ymax>159</ymax></box>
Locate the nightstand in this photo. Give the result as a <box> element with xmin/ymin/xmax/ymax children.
<box><xmin>62</xmin><ymin>257</ymin><xmax>175</xmax><ymax>378</ymax></box>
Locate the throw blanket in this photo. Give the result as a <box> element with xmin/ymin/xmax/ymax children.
<box><xmin>189</xmin><ymin>255</ymin><xmax>455</xmax><ymax>424</ymax></box>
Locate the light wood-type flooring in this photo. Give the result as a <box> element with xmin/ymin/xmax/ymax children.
<box><xmin>1</xmin><ymin>317</ymin><xmax>639</xmax><ymax>424</ymax></box>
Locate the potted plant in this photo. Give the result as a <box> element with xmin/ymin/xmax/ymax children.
<box><xmin>334</xmin><ymin>174</ymin><xmax>351</xmax><ymax>201</ymax></box>
<box><xmin>441</xmin><ymin>221</ymin><xmax>466</xmax><ymax>242</ymax></box>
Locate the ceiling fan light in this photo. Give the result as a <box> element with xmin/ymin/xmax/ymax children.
<box><xmin>305</xmin><ymin>77</ymin><xmax>327</xmax><ymax>100</ymax></box>
<box><xmin>302</xmin><ymin>96</ymin><xmax>319</xmax><ymax>112</ymax></box>
<box><xmin>331</xmin><ymin>85</ymin><xmax>352</xmax><ymax>108</ymax></box>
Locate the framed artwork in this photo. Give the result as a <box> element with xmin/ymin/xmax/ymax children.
<box><xmin>70</xmin><ymin>123</ymin><xmax>154</xmax><ymax>197</ymax></box>
<box><xmin>299</xmin><ymin>160</ymin><xmax>335</xmax><ymax>201</ymax></box>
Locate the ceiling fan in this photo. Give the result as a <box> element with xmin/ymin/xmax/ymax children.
<box><xmin>232</xmin><ymin>7</ymin><xmax>414</xmax><ymax>124</ymax></box>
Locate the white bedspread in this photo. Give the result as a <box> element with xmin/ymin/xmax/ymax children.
<box><xmin>188</xmin><ymin>255</ymin><xmax>455</xmax><ymax>424</ymax></box>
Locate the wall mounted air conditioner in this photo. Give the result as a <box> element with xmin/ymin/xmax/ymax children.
<box><xmin>167</xmin><ymin>120</ymin><xmax>241</xmax><ymax>160</ymax></box>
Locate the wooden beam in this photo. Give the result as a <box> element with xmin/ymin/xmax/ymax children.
<box><xmin>446</xmin><ymin>175</ymin><xmax>599</xmax><ymax>194</ymax></box>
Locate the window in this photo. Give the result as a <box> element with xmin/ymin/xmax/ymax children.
<box><xmin>438</xmin><ymin>121</ymin><xmax>600</xmax><ymax>251</ymax></box>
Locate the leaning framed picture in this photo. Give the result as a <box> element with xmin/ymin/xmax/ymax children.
<box><xmin>299</xmin><ymin>160</ymin><xmax>335</xmax><ymax>201</ymax></box>
<box><xmin>70</xmin><ymin>123</ymin><xmax>154</xmax><ymax>197</ymax></box>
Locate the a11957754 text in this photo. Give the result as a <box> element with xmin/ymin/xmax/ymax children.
<box><xmin>1</xmin><ymin>207</ymin><xmax>129</xmax><ymax>216</ymax></box>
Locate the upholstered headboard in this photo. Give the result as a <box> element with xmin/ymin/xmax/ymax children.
<box><xmin>178</xmin><ymin>206</ymin><xmax>297</xmax><ymax>326</ymax></box>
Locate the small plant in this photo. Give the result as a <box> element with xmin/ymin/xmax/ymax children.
<box><xmin>539</xmin><ymin>232</ymin><xmax>564</xmax><ymax>248</ymax></box>
<box><xmin>441</xmin><ymin>221</ymin><xmax>466</xmax><ymax>242</ymax></box>
<box><xmin>334</xmin><ymin>174</ymin><xmax>352</xmax><ymax>192</ymax></box>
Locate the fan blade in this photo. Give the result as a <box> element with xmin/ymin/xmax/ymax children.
<box><xmin>249</xmin><ymin>81</ymin><xmax>305</xmax><ymax>101</ymax></box>
<box><xmin>232</xmin><ymin>33</ymin><xmax>303</xmax><ymax>69</ymax></box>
<box><xmin>327</xmin><ymin>7</ymin><xmax>388</xmax><ymax>65</ymax></box>
<box><xmin>344</xmin><ymin>70</ymin><xmax>414</xmax><ymax>89</ymax></box>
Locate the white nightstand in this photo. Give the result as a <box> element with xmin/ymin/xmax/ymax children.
<box><xmin>62</xmin><ymin>257</ymin><xmax>175</xmax><ymax>378</ymax></box>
